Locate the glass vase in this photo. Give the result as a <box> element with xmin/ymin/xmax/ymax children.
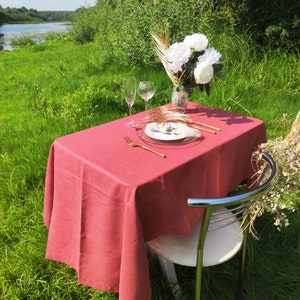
<box><xmin>171</xmin><ymin>87</ymin><xmax>188</xmax><ymax>113</ymax></box>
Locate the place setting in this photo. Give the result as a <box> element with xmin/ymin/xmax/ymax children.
<box><xmin>139</xmin><ymin>116</ymin><xmax>202</xmax><ymax>147</ymax></box>
<box><xmin>122</xmin><ymin>76</ymin><xmax>222</xmax><ymax>154</ymax></box>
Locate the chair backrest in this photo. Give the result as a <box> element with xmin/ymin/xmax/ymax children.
<box><xmin>187</xmin><ymin>151</ymin><xmax>278</xmax><ymax>260</ymax></box>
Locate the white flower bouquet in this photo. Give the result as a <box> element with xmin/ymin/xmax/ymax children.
<box><xmin>151</xmin><ymin>31</ymin><xmax>223</xmax><ymax>95</ymax></box>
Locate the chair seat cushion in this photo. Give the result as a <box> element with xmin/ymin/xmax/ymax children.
<box><xmin>147</xmin><ymin>207</ymin><xmax>243</xmax><ymax>267</ymax></box>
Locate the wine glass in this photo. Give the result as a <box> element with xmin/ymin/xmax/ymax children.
<box><xmin>138</xmin><ymin>81</ymin><xmax>155</xmax><ymax>121</ymax></box>
<box><xmin>123</xmin><ymin>77</ymin><xmax>136</xmax><ymax>126</ymax></box>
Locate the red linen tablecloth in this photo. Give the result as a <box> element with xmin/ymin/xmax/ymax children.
<box><xmin>43</xmin><ymin>103</ymin><xmax>266</xmax><ymax>300</ymax></box>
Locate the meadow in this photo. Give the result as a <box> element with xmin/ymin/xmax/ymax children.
<box><xmin>0</xmin><ymin>29</ymin><xmax>299</xmax><ymax>300</ymax></box>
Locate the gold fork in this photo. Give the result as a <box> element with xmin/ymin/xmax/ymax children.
<box><xmin>124</xmin><ymin>136</ymin><xmax>166</xmax><ymax>158</ymax></box>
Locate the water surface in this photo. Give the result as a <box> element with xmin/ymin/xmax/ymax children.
<box><xmin>0</xmin><ymin>22</ymin><xmax>72</xmax><ymax>50</ymax></box>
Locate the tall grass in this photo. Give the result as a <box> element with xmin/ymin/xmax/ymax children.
<box><xmin>0</xmin><ymin>31</ymin><xmax>299</xmax><ymax>299</ymax></box>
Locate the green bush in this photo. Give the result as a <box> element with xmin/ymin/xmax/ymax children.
<box><xmin>72</xmin><ymin>6</ymin><xmax>102</xmax><ymax>44</ymax></box>
<box><xmin>88</xmin><ymin>0</ymin><xmax>231</xmax><ymax>68</ymax></box>
<box><xmin>61</xmin><ymin>80</ymin><xmax>124</xmax><ymax>130</ymax></box>
<box><xmin>71</xmin><ymin>0</ymin><xmax>299</xmax><ymax>70</ymax></box>
<box><xmin>234</xmin><ymin>0</ymin><xmax>300</xmax><ymax>49</ymax></box>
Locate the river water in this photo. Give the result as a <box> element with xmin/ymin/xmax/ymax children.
<box><xmin>0</xmin><ymin>22</ymin><xmax>72</xmax><ymax>50</ymax></box>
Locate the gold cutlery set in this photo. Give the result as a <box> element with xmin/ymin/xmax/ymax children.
<box><xmin>124</xmin><ymin>107</ymin><xmax>221</xmax><ymax>157</ymax></box>
<box><xmin>148</xmin><ymin>107</ymin><xmax>221</xmax><ymax>134</ymax></box>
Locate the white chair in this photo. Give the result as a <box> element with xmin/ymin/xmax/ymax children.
<box><xmin>147</xmin><ymin>152</ymin><xmax>278</xmax><ymax>300</ymax></box>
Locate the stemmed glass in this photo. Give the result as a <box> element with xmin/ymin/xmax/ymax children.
<box><xmin>138</xmin><ymin>81</ymin><xmax>155</xmax><ymax>121</ymax></box>
<box><xmin>123</xmin><ymin>77</ymin><xmax>136</xmax><ymax>126</ymax></box>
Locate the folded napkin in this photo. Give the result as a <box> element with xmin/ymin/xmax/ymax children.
<box><xmin>146</xmin><ymin>122</ymin><xmax>201</xmax><ymax>138</ymax></box>
<box><xmin>149</xmin><ymin>107</ymin><xmax>193</xmax><ymax>123</ymax></box>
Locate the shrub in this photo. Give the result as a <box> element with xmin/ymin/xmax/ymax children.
<box><xmin>78</xmin><ymin>0</ymin><xmax>230</xmax><ymax>69</ymax></box>
<box><xmin>71</xmin><ymin>6</ymin><xmax>102</xmax><ymax>44</ymax></box>
<box><xmin>72</xmin><ymin>0</ymin><xmax>299</xmax><ymax>70</ymax></box>
<box><xmin>228</xmin><ymin>0</ymin><xmax>300</xmax><ymax>49</ymax></box>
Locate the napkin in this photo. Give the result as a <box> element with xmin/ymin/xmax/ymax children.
<box><xmin>146</xmin><ymin>122</ymin><xmax>201</xmax><ymax>138</ymax></box>
<box><xmin>149</xmin><ymin>107</ymin><xmax>193</xmax><ymax>123</ymax></box>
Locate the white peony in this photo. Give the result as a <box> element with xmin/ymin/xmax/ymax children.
<box><xmin>197</xmin><ymin>47</ymin><xmax>222</xmax><ymax>65</ymax></box>
<box><xmin>184</xmin><ymin>33</ymin><xmax>208</xmax><ymax>51</ymax></box>
<box><xmin>166</xmin><ymin>42</ymin><xmax>192</xmax><ymax>73</ymax></box>
<box><xmin>194</xmin><ymin>62</ymin><xmax>214</xmax><ymax>84</ymax></box>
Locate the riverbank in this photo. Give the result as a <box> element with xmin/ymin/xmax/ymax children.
<box><xmin>0</xmin><ymin>6</ymin><xmax>75</xmax><ymax>25</ymax></box>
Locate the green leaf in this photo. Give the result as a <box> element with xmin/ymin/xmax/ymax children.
<box><xmin>176</xmin><ymin>85</ymin><xmax>186</xmax><ymax>92</ymax></box>
<box><xmin>177</xmin><ymin>85</ymin><xmax>191</xmax><ymax>95</ymax></box>
<box><xmin>205</xmin><ymin>83</ymin><xmax>210</xmax><ymax>96</ymax></box>
<box><xmin>213</xmin><ymin>63</ymin><xmax>223</xmax><ymax>73</ymax></box>
<box><xmin>190</xmin><ymin>51</ymin><xmax>204</xmax><ymax>63</ymax></box>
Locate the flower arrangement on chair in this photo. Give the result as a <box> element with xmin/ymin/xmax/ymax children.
<box><xmin>150</xmin><ymin>30</ymin><xmax>223</xmax><ymax>96</ymax></box>
<box><xmin>248</xmin><ymin>111</ymin><xmax>299</xmax><ymax>237</ymax></box>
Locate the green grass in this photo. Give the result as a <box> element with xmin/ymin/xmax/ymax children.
<box><xmin>11</xmin><ymin>36</ymin><xmax>36</xmax><ymax>48</ymax></box>
<box><xmin>0</xmin><ymin>33</ymin><xmax>299</xmax><ymax>299</ymax></box>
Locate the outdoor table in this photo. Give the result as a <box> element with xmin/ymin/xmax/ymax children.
<box><xmin>43</xmin><ymin>102</ymin><xmax>266</xmax><ymax>300</ymax></box>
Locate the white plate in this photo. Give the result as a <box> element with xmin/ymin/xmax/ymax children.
<box><xmin>144</xmin><ymin>122</ymin><xmax>189</xmax><ymax>141</ymax></box>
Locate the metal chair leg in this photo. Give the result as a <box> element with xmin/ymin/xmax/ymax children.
<box><xmin>158</xmin><ymin>256</ymin><xmax>182</xmax><ymax>299</ymax></box>
<box><xmin>237</xmin><ymin>230</ymin><xmax>248</xmax><ymax>300</ymax></box>
<box><xmin>195</xmin><ymin>248</ymin><xmax>204</xmax><ymax>300</ymax></box>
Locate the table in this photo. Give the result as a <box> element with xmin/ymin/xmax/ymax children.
<box><xmin>43</xmin><ymin>103</ymin><xmax>266</xmax><ymax>300</ymax></box>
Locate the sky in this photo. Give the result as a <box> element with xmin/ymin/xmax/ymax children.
<box><xmin>0</xmin><ymin>0</ymin><xmax>97</xmax><ymax>11</ymax></box>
